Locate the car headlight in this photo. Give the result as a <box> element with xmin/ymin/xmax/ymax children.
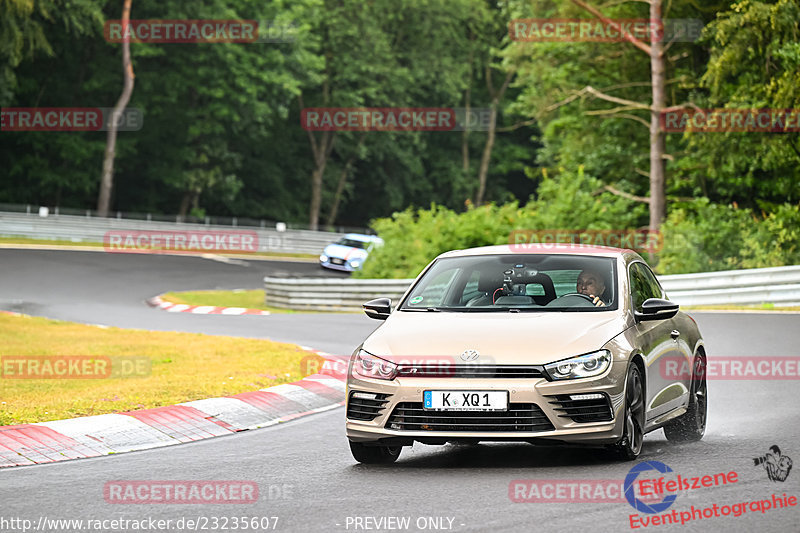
<box><xmin>544</xmin><ymin>349</ymin><xmax>612</xmax><ymax>380</ymax></box>
<box><xmin>320</xmin><ymin>254</ymin><xmax>328</xmax><ymax>262</ymax></box>
<box><xmin>354</xmin><ymin>349</ymin><xmax>398</xmax><ymax>380</ymax></box>
<box><xmin>350</xmin><ymin>260</ymin><xmax>361</xmax><ymax>268</ymax></box>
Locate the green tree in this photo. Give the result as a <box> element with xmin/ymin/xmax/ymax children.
<box><xmin>0</xmin><ymin>0</ymin><xmax>103</xmax><ymax>105</ymax></box>
<box><xmin>674</xmin><ymin>0</ymin><xmax>800</xmax><ymax>207</ymax></box>
<box><xmin>506</xmin><ymin>0</ymin><xmax>727</xmax><ymax>229</ymax></box>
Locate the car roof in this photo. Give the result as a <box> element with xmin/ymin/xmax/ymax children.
<box><xmin>437</xmin><ymin>243</ymin><xmax>638</xmax><ymax>259</ymax></box>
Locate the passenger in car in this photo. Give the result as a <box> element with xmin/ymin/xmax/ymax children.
<box><xmin>577</xmin><ymin>269</ymin><xmax>608</xmax><ymax>307</ymax></box>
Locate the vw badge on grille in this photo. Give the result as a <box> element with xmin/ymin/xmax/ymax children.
<box><xmin>460</xmin><ymin>349</ymin><xmax>480</xmax><ymax>362</ymax></box>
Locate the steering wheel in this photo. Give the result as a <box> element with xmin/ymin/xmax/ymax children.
<box><xmin>544</xmin><ymin>292</ymin><xmax>599</xmax><ymax>307</ymax></box>
<box><xmin>560</xmin><ymin>292</ymin><xmax>597</xmax><ymax>303</ymax></box>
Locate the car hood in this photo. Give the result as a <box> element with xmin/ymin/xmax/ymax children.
<box><xmin>362</xmin><ymin>311</ymin><xmax>631</xmax><ymax>365</ymax></box>
<box><xmin>324</xmin><ymin>244</ymin><xmax>367</xmax><ymax>259</ymax></box>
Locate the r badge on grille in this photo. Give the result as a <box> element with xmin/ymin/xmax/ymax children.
<box><xmin>460</xmin><ymin>350</ymin><xmax>480</xmax><ymax>361</ymax></box>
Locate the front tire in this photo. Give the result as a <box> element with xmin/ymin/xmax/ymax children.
<box><xmin>612</xmin><ymin>363</ymin><xmax>645</xmax><ymax>461</ymax></box>
<box><xmin>349</xmin><ymin>441</ymin><xmax>402</xmax><ymax>464</ymax></box>
<box><xmin>664</xmin><ymin>354</ymin><xmax>707</xmax><ymax>443</ymax></box>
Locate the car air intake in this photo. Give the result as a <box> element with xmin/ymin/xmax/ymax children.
<box><xmin>346</xmin><ymin>391</ymin><xmax>391</xmax><ymax>421</ymax></box>
<box><xmin>546</xmin><ymin>394</ymin><xmax>613</xmax><ymax>423</ymax></box>
<box><xmin>385</xmin><ymin>403</ymin><xmax>554</xmax><ymax>432</ymax></box>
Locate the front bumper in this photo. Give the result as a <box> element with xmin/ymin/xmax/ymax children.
<box><xmin>320</xmin><ymin>259</ymin><xmax>358</xmax><ymax>272</ymax></box>
<box><xmin>346</xmin><ymin>361</ymin><xmax>629</xmax><ymax>445</ymax></box>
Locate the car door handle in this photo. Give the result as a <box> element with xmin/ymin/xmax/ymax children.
<box><xmin>670</xmin><ymin>330</ymin><xmax>680</xmax><ymax>339</ymax></box>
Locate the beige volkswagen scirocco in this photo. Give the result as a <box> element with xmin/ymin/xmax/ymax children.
<box><xmin>346</xmin><ymin>244</ymin><xmax>707</xmax><ymax>463</ymax></box>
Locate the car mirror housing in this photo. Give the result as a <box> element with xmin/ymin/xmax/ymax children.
<box><xmin>363</xmin><ymin>298</ymin><xmax>392</xmax><ymax>320</ymax></box>
<box><xmin>635</xmin><ymin>298</ymin><xmax>679</xmax><ymax>321</ymax></box>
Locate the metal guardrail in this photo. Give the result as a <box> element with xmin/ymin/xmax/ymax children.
<box><xmin>0</xmin><ymin>211</ymin><xmax>347</xmax><ymax>255</ymax></box>
<box><xmin>660</xmin><ymin>265</ymin><xmax>800</xmax><ymax>307</ymax></box>
<box><xmin>0</xmin><ymin>203</ymin><xmax>370</xmax><ymax>234</ymax></box>
<box><xmin>264</xmin><ymin>265</ymin><xmax>800</xmax><ymax>312</ymax></box>
<box><xmin>263</xmin><ymin>278</ymin><xmax>413</xmax><ymax>312</ymax></box>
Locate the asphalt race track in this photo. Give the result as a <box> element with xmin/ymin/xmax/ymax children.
<box><xmin>1</xmin><ymin>249</ymin><xmax>799</xmax><ymax>533</ymax></box>
<box><xmin>0</xmin><ymin>249</ymin><xmax>373</xmax><ymax>355</ymax></box>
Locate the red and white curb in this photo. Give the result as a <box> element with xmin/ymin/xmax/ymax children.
<box><xmin>0</xmin><ymin>350</ymin><xmax>350</xmax><ymax>468</ymax></box>
<box><xmin>146</xmin><ymin>295</ymin><xmax>270</xmax><ymax>316</ymax></box>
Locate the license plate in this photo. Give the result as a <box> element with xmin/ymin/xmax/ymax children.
<box><xmin>331</xmin><ymin>258</ymin><xmax>344</xmax><ymax>265</ymax></box>
<box><xmin>423</xmin><ymin>390</ymin><xmax>508</xmax><ymax>411</ymax></box>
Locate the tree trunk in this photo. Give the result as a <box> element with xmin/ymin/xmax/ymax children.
<box><xmin>307</xmin><ymin>129</ymin><xmax>335</xmax><ymax>230</ymax></box>
<box><xmin>474</xmin><ymin>69</ymin><xmax>513</xmax><ymax>206</ymax></box>
<box><xmin>326</xmin><ymin>133</ymin><xmax>365</xmax><ymax>228</ymax></box>
<box><xmin>474</xmin><ymin>103</ymin><xmax>497</xmax><ymax>206</ymax></box>
<box><xmin>462</xmin><ymin>84</ymin><xmax>472</xmax><ymax>180</ymax></box>
<box><xmin>462</xmin><ymin>38</ymin><xmax>474</xmax><ymax>184</ymax></box>
<box><xmin>572</xmin><ymin>0</ymin><xmax>669</xmax><ymax>230</ymax></box>
<box><xmin>97</xmin><ymin>0</ymin><xmax>134</xmax><ymax>217</ymax></box>
<box><xmin>649</xmin><ymin>0</ymin><xmax>666</xmax><ymax>231</ymax></box>
<box><xmin>178</xmin><ymin>191</ymin><xmax>191</xmax><ymax>218</ymax></box>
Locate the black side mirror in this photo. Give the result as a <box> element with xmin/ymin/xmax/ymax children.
<box><xmin>635</xmin><ymin>298</ymin><xmax>679</xmax><ymax>321</ymax></box>
<box><xmin>363</xmin><ymin>298</ymin><xmax>392</xmax><ymax>320</ymax></box>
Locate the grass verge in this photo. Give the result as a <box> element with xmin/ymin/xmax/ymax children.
<box><xmin>161</xmin><ymin>290</ymin><xmax>294</xmax><ymax>313</ymax></box>
<box><xmin>0</xmin><ymin>313</ymin><xmax>313</xmax><ymax>425</ymax></box>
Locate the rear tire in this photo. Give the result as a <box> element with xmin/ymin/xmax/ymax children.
<box><xmin>664</xmin><ymin>354</ymin><xmax>707</xmax><ymax>443</ymax></box>
<box><xmin>611</xmin><ymin>363</ymin><xmax>645</xmax><ymax>461</ymax></box>
<box><xmin>349</xmin><ymin>441</ymin><xmax>402</xmax><ymax>464</ymax></box>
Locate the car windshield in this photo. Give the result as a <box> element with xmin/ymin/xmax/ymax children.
<box><xmin>335</xmin><ymin>238</ymin><xmax>368</xmax><ymax>249</ymax></box>
<box><xmin>400</xmin><ymin>254</ymin><xmax>618</xmax><ymax>312</ymax></box>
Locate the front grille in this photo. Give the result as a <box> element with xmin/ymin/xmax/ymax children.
<box><xmin>546</xmin><ymin>394</ymin><xmax>613</xmax><ymax>423</ymax></box>
<box><xmin>395</xmin><ymin>365</ymin><xmax>546</xmax><ymax>379</ymax></box>
<box><xmin>346</xmin><ymin>392</ymin><xmax>391</xmax><ymax>421</ymax></box>
<box><xmin>385</xmin><ymin>402</ymin><xmax>554</xmax><ymax>432</ymax></box>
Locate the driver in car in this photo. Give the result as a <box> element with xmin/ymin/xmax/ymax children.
<box><xmin>577</xmin><ymin>269</ymin><xmax>607</xmax><ymax>307</ymax></box>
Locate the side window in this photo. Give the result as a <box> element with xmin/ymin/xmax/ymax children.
<box><xmin>460</xmin><ymin>270</ymin><xmax>481</xmax><ymax>304</ymax></box>
<box><xmin>629</xmin><ymin>263</ymin><xmax>659</xmax><ymax>311</ymax></box>
<box><xmin>640</xmin><ymin>264</ymin><xmax>664</xmax><ymax>300</ymax></box>
<box><xmin>547</xmin><ymin>270</ymin><xmax>581</xmax><ymax>297</ymax></box>
<box><xmin>412</xmin><ymin>269</ymin><xmax>459</xmax><ymax>306</ymax></box>
<box><xmin>525</xmin><ymin>284</ymin><xmax>545</xmax><ymax>296</ymax></box>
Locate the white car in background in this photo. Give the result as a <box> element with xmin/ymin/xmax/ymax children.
<box><xmin>319</xmin><ymin>233</ymin><xmax>383</xmax><ymax>272</ymax></box>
